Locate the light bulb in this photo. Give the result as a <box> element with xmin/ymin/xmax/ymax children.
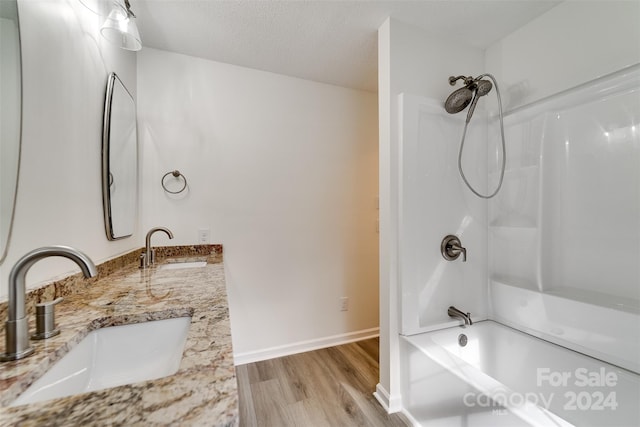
<box><xmin>100</xmin><ymin>2</ymin><xmax>141</xmax><ymax>51</ymax></box>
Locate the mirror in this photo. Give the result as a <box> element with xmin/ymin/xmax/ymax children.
<box><xmin>102</xmin><ymin>72</ymin><xmax>137</xmax><ymax>240</ymax></box>
<box><xmin>0</xmin><ymin>0</ymin><xmax>22</xmax><ymax>263</ymax></box>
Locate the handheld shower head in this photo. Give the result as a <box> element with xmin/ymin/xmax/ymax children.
<box><xmin>465</xmin><ymin>79</ymin><xmax>493</xmax><ymax>123</ymax></box>
<box><xmin>475</xmin><ymin>79</ymin><xmax>492</xmax><ymax>96</ymax></box>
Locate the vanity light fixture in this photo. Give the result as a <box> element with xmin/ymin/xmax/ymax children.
<box><xmin>100</xmin><ymin>0</ymin><xmax>142</xmax><ymax>51</ymax></box>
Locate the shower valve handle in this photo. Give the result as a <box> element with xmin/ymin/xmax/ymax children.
<box><xmin>450</xmin><ymin>243</ymin><xmax>467</xmax><ymax>262</ymax></box>
<box><xmin>441</xmin><ymin>235</ymin><xmax>467</xmax><ymax>262</ymax></box>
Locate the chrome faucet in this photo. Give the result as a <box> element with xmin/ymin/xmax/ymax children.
<box><xmin>1</xmin><ymin>246</ymin><xmax>97</xmax><ymax>362</ymax></box>
<box><xmin>448</xmin><ymin>306</ymin><xmax>473</xmax><ymax>326</ymax></box>
<box><xmin>141</xmin><ymin>227</ymin><xmax>174</xmax><ymax>268</ymax></box>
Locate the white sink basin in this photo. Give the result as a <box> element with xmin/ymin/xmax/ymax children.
<box><xmin>159</xmin><ymin>261</ymin><xmax>207</xmax><ymax>270</ymax></box>
<box><xmin>11</xmin><ymin>316</ymin><xmax>191</xmax><ymax>406</ymax></box>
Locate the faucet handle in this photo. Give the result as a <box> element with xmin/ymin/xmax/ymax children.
<box><xmin>451</xmin><ymin>242</ymin><xmax>467</xmax><ymax>262</ymax></box>
<box><xmin>140</xmin><ymin>249</ymin><xmax>156</xmax><ymax>269</ymax></box>
<box><xmin>441</xmin><ymin>235</ymin><xmax>467</xmax><ymax>262</ymax></box>
<box><xmin>31</xmin><ymin>297</ymin><xmax>63</xmax><ymax>340</ymax></box>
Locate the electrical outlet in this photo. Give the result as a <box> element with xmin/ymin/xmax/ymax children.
<box><xmin>198</xmin><ymin>228</ymin><xmax>210</xmax><ymax>244</ymax></box>
<box><xmin>339</xmin><ymin>297</ymin><xmax>349</xmax><ymax>312</ymax></box>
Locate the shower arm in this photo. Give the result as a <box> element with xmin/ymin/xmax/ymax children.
<box><xmin>449</xmin><ymin>75</ymin><xmax>474</xmax><ymax>86</ymax></box>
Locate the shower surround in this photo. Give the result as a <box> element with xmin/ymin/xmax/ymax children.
<box><xmin>377</xmin><ymin>2</ymin><xmax>640</xmax><ymax>424</ymax></box>
<box><xmin>398</xmin><ymin>65</ymin><xmax>640</xmax><ymax>426</ymax></box>
<box><xmin>487</xmin><ymin>65</ymin><xmax>640</xmax><ymax>373</ymax></box>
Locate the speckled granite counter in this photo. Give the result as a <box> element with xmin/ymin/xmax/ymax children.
<box><xmin>0</xmin><ymin>246</ymin><xmax>238</xmax><ymax>426</ymax></box>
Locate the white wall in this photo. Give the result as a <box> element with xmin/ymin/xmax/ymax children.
<box><xmin>377</xmin><ymin>18</ymin><xmax>485</xmax><ymax>412</ymax></box>
<box><xmin>137</xmin><ymin>48</ymin><xmax>379</xmax><ymax>361</ymax></box>
<box><xmin>6</xmin><ymin>1</ymin><xmax>378</xmax><ymax>363</ymax></box>
<box><xmin>0</xmin><ymin>0</ymin><xmax>138</xmax><ymax>298</ymax></box>
<box><xmin>486</xmin><ymin>0</ymin><xmax>640</xmax><ymax>110</ymax></box>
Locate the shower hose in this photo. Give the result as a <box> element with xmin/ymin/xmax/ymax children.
<box><xmin>458</xmin><ymin>73</ymin><xmax>506</xmax><ymax>199</ymax></box>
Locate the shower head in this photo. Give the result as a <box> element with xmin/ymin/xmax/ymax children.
<box><xmin>444</xmin><ymin>86</ymin><xmax>474</xmax><ymax>114</ymax></box>
<box><xmin>465</xmin><ymin>79</ymin><xmax>493</xmax><ymax>123</ymax></box>
<box><xmin>475</xmin><ymin>79</ymin><xmax>492</xmax><ymax>96</ymax></box>
<box><xmin>444</xmin><ymin>76</ymin><xmax>493</xmax><ymax>122</ymax></box>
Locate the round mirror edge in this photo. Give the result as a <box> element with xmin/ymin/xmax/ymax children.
<box><xmin>102</xmin><ymin>71</ymin><xmax>136</xmax><ymax>241</ymax></box>
<box><xmin>102</xmin><ymin>72</ymin><xmax>117</xmax><ymax>240</ymax></box>
<box><xmin>0</xmin><ymin>0</ymin><xmax>24</xmax><ymax>265</ymax></box>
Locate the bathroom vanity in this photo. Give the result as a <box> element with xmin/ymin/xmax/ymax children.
<box><xmin>0</xmin><ymin>246</ymin><xmax>238</xmax><ymax>426</ymax></box>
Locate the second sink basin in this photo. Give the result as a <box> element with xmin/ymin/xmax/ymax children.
<box><xmin>159</xmin><ymin>261</ymin><xmax>207</xmax><ymax>270</ymax></box>
<box><xmin>11</xmin><ymin>316</ymin><xmax>191</xmax><ymax>407</ymax></box>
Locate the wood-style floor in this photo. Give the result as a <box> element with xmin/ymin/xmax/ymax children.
<box><xmin>236</xmin><ymin>338</ymin><xmax>408</xmax><ymax>427</ymax></box>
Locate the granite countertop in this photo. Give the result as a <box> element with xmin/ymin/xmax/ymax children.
<box><xmin>0</xmin><ymin>248</ymin><xmax>238</xmax><ymax>426</ymax></box>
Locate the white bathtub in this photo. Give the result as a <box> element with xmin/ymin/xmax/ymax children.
<box><xmin>401</xmin><ymin>321</ymin><xmax>640</xmax><ymax>426</ymax></box>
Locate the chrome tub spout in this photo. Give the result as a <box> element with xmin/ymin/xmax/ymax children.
<box><xmin>448</xmin><ymin>306</ymin><xmax>473</xmax><ymax>326</ymax></box>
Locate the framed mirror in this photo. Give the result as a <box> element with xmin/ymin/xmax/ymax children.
<box><xmin>0</xmin><ymin>0</ymin><xmax>22</xmax><ymax>263</ymax></box>
<box><xmin>102</xmin><ymin>72</ymin><xmax>137</xmax><ymax>240</ymax></box>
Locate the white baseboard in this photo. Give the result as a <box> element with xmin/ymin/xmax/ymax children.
<box><xmin>233</xmin><ymin>327</ymin><xmax>380</xmax><ymax>365</ymax></box>
<box><xmin>373</xmin><ymin>383</ymin><xmax>403</xmax><ymax>414</ymax></box>
<box><xmin>400</xmin><ymin>408</ymin><xmax>420</xmax><ymax>426</ymax></box>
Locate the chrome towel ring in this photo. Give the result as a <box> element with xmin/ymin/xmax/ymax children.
<box><xmin>161</xmin><ymin>170</ymin><xmax>187</xmax><ymax>194</ymax></box>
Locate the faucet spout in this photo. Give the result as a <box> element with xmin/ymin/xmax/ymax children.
<box><xmin>448</xmin><ymin>306</ymin><xmax>473</xmax><ymax>326</ymax></box>
<box><xmin>142</xmin><ymin>227</ymin><xmax>174</xmax><ymax>268</ymax></box>
<box><xmin>2</xmin><ymin>246</ymin><xmax>97</xmax><ymax>362</ymax></box>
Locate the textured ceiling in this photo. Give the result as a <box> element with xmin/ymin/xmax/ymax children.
<box><xmin>133</xmin><ymin>0</ymin><xmax>561</xmax><ymax>92</ymax></box>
